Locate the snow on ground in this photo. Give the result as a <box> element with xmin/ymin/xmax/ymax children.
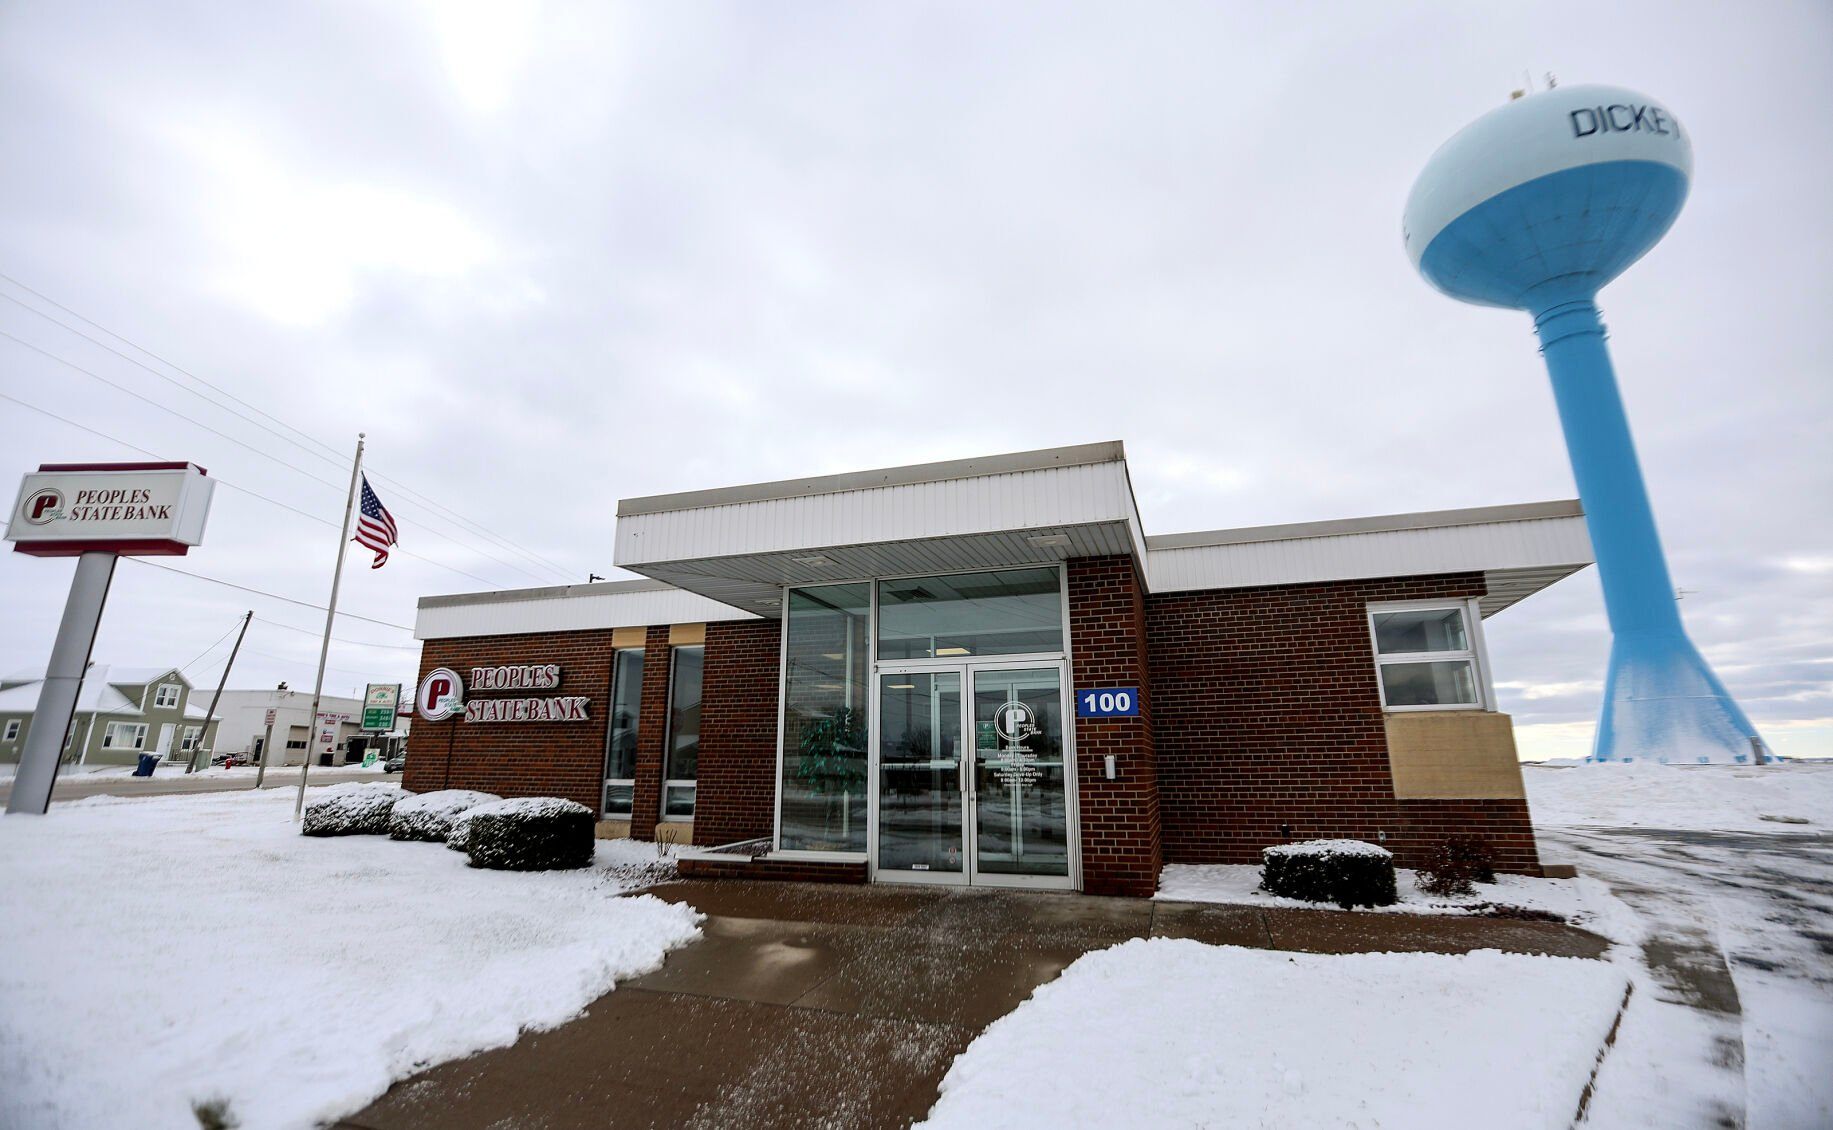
<box><xmin>920</xmin><ymin>939</ymin><xmax>1627</xmax><ymax>1130</ymax></box>
<box><xmin>1158</xmin><ymin>862</ymin><xmax>1597</xmax><ymax>924</ymax></box>
<box><xmin>1527</xmin><ymin>761</ymin><xmax>1833</xmax><ymax>1129</ymax></box>
<box><xmin>0</xmin><ymin>786</ymin><xmax>701</xmax><ymax>1130</ymax></box>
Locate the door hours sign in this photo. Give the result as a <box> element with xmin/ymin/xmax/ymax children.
<box><xmin>1076</xmin><ymin>687</ymin><xmax>1139</xmax><ymax>718</ymax></box>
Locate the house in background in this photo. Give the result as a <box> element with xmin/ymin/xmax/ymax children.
<box><xmin>0</xmin><ymin>665</ymin><xmax>221</xmax><ymax>767</ymax></box>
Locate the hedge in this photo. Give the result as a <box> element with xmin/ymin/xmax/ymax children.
<box><xmin>301</xmin><ymin>783</ymin><xmax>400</xmax><ymax>837</ymax></box>
<box><xmin>464</xmin><ymin>796</ymin><xmax>596</xmax><ymax>871</ymax></box>
<box><xmin>388</xmin><ymin>789</ymin><xmax>500</xmax><ymax>842</ymax></box>
<box><xmin>1260</xmin><ymin>839</ymin><xmax>1397</xmax><ymax>909</ymax></box>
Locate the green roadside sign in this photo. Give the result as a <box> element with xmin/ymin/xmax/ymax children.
<box><xmin>362</xmin><ymin>683</ymin><xmax>401</xmax><ymax>732</ymax></box>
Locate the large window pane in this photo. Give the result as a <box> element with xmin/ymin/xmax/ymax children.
<box><xmin>663</xmin><ymin>645</ymin><xmax>702</xmax><ymax>818</ymax></box>
<box><xmin>602</xmin><ymin>648</ymin><xmax>643</xmax><ymax>816</ymax></box>
<box><xmin>877</xmin><ymin>568</ymin><xmax>1063</xmax><ymax>660</ymax></box>
<box><xmin>1379</xmin><ymin>660</ymin><xmax>1479</xmax><ymax>707</ymax></box>
<box><xmin>1372</xmin><ymin>607</ymin><xmax>1469</xmax><ymax>654</ymax></box>
<box><xmin>780</xmin><ymin>584</ymin><xmax>869</xmax><ymax>851</ymax></box>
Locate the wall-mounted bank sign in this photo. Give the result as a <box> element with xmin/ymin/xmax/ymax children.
<box><xmin>417</xmin><ymin>664</ymin><xmax>589</xmax><ymax>724</ymax></box>
<box><xmin>6</xmin><ymin>462</ymin><xmax>215</xmax><ymax>557</ymax></box>
<box><xmin>362</xmin><ymin>683</ymin><xmax>401</xmax><ymax>732</ymax></box>
<box><xmin>1076</xmin><ymin>687</ymin><xmax>1139</xmax><ymax>718</ymax></box>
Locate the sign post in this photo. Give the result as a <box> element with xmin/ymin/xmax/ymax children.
<box><xmin>255</xmin><ymin>708</ymin><xmax>277</xmax><ymax>789</ymax></box>
<box><xmin>4</xmin><ymin>462</ymin><xmax>213</xmax><ymax>814</ymax></box>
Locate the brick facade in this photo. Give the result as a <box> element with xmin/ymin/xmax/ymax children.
<box><xmin>692</xmin><ymin>620</ymin><xmax>783</xmax><ymax>846</ymax></box>
<box><xmin>1067</xmin><ymin>556</ymin><xmax>1161</xmax><ymax>897</ymax></box>
<box><xmin>1145</xmin><ymin>572</ymin><xmax>1540</xmax><ymax>874</ymax></box>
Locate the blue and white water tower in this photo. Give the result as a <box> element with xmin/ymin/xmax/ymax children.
<box><xmin>1404</xmin><ymin>84</ymin><xmax>1765</xmax><ymax>764</ymax></box>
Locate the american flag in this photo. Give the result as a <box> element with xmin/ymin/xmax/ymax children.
<box><xmin>354</xmin><ymin>476</ymin><xmax>398</xmax><ymax>569</ymax></box>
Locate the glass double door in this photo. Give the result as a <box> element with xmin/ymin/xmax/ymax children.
<box><xmin>872</xmin><ymin>662</ymin><xmax>1073</xmax><ymax>889</ymax></box>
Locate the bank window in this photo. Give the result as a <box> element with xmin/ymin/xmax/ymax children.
<box><xmin>180</xmin><ymin>726</ymin><xmax>203</xmax><ymax>752</ymax></box>
<box><xmin>1368</xmin><ymin>602</ymin><xmax>1486</xmax><ymax>710</ymax></box>
<box><xmin>603</xmin><ymin>648</ymin><xmax>644</xmax><ymax>817</ymax></box>
<box><xmin>2</xmin><ymin>720</ymin><xmax>19</xmax><ymax>742</ymax></box>
<box><xmin>779</xmin><ymin>583</ymin><xmax>870</xmax><ymax>853</ymax></box>
<box><xmin>877</xmin><ymin>567</ymin><xmax>1063</xmax><ymax>660</ymax></box>
<box><xmin>153</xmin><ymin>683</ymin><xmax>181</xmax><ymax>709</ymax></box>
<box><xmin>662</xmin><ymin>645</ymin><xmax>702</xmax><ymax>819</ymax></box>
<box><xmin>103</xmin><ymin>722</ymin><xmax>149</xmax><ymax>750</ymax></box>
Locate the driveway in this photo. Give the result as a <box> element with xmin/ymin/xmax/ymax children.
<box><xmin>338</xmin><ymin>879</ymin><xmax>1608</xmax><ymax>1130</ymax></box>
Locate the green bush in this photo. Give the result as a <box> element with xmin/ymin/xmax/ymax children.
<box><xmin>1260</xmin><ymin>839</ymin><xmax>1397</xmax><ymax>909</ymax></box>
<box><xmin>465</xmin><ymin>796</ymin><xmax>596</xmax><ymax>871</ymax></box>
<box><xmin>300</xmin><ymin>783</ymin><xmax>399</xmax><ymax>836</ymax></box>
<box><xmin>388</xmin><ymin>789</ymin><xmax>499</xmax><ymax>842</ymax></box>
<box><xmin>1416</xmin><ymin>835</ymin><xmax>1498</xmax><ymax>897</ymax></box>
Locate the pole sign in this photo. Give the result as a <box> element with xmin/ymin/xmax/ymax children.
<box><xmin>1075</xmin><ymin>687</ymin><xmax>1140</xmax><ymax>718</ymax></box>
<box><xmin>362</xmin><ymin>683</ymin><xmax>401</xmax><ymax>731</ymax></box>
<box><xmin>7</xmin><ymin>462</ymin><xmax>214</xmax><ymax>557</ymax></box>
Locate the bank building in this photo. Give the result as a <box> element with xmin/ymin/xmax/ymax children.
<box><xmin>407</xmin><ymin>442</ymin><xmax>1591</xmax><ymax>896</ymax></box>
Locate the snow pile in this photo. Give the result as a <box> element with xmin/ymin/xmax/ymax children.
<box><xmin>300</xmin><ymin>781</ymin><xmax>400</xmax><ymax>836</ymax></box>
<box><xmin>1524</xmin><ymin>761</ymin><xmax>1833</xmax><ymax>831</ymax></box>
<box><xmin>0</xmin><ymin>786</ymin><xmax>702</xmax><ymax>1130</ymax></box>
<box><xmin>1263</xmin><ymin>838</ymin><xmax>1391</xmax><ymax>859</ymax></box>
<box><xmin>387</xmin><ymin>788</ymin><xmax>499</xmax><ymax>841</ymax></box>
<box><xmin>921</xmin><ymin>939</ymin><xmax>1627</xmax><ymax>1130</ymax></box>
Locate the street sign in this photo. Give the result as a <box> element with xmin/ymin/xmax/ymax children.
<box><xmin>6</xmin><ymin>462</ymin><xmax>214</xmax><ymax>557</ymax></box>
<box><xmin>1076</xmin><ymin>687</ymin><xmax>1140</xmax><ymax>718</ymax></box>
<box><xmin>362</xmin><ymin>683</ymin><xmax>401</xmax><ymax>732</ymax></box>
<box><xmin>264</xmin><ymin>708</ymin><xmax>277</xmax><ymax>727</ymax></box>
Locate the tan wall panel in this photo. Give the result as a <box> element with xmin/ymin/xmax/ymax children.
<box><xmin>611</xmin><ymin>626</ymin><xmax>647</xmax><ymax>650</ymax></box>
<box><xmin>1385</xmin><ymin>711</ymin><xmax>1527</xmax><ymax>800</ymax></box>
<box><xmin>669</xmin><ymin>623</ymin><xmax>707</xmax><ymax>647</ymax></box>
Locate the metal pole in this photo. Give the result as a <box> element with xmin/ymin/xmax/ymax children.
<box><xmin>255</xmin><ymin>714</ymin><xmax>275</xmax><ymax>788</ymax></box>
<box><xmin>296</xmin><ymin>434</ymin><xmax>365</xmax><ymax>819</ymax></box>
<box><xmin>8</xmin><ymin>551</ymin><xmax>117</xmax><ymax>814</ymax></box>
<box><xmin>189</xmin><ymin>610</ymin><xmax>251</xmax><ymax>773</ymax></box>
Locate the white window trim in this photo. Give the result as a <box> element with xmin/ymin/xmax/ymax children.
<box><xmin>153</xmin><ymin>683</ymin><xmax>182</xmax><ymax>709</ymax></box>
<box><xmin>180</xmin><ymin>725</ymin><xmax>203</xmax><ymax>751</ymax></box>
<box><xmin>2</xmin><ymin>719</ymin><xmax>19</xmax><ymax>742</ymax></box>
<box><xmin>661</xmin><ymin>645</ymin><xmax>703</xmax><ymax>822</ymax></box>
<box><xmin>102</xmin><ymin>721</ymin><xmax>149</xmax><ymax>750</ymax></box>
<box><xmin>1366</xmin><ymin>598</ymin><xmax>1492</xmax><ymax>712</ymax></box>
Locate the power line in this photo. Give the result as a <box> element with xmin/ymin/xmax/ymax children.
<box><xmin>0</xmin><ymin>274</ymin><xmax>581</xmax><ymax>582</ymax></box>
<box><xmin>3</xmin><ymin>388</ymin><xmax>524</xmax><ymax>587</ymax></box>
<box><xmin>252</xmin><ymin>615</ymin><xmax>422</xmax><ymax>653</ymax></box>
<box><xmin>122</xmin><ymin>558</ymin><xmax>415</xmax><ymax>632</ymax></box>
<box><xmin>179</xmin><ymin>617</ymin><xmax>249</xmax><ymax>676</ymax></box>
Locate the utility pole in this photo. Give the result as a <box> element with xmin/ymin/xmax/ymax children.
<box><xmin>189</xmin><ymin>610</ymin><xmax>252</xmax><ymax>773</ymax></box>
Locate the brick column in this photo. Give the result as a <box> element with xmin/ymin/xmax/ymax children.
<box><xmin>694</xmin><ymin>619</ymin><xmax>782</xmax><ymax>846</ymax></box>
<box><xmin>629</xmin><ymin>624</ymin><xmax>672</xmax><ymax>839</ymax></box>
<box><xmin>1067</xmin><ymin>555</ymin><xmax>1161</xmax><ymax>897</ymax></box>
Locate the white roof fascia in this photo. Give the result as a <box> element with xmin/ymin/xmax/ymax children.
<box><xmin>415</xmin><ymin>578</ymin><xmax>759</xmax><ymax>641</ymax></box>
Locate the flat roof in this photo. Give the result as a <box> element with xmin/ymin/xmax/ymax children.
<box><xmin>1145</xmin><ymin>500</ymin><xmax>1584</xmax><ymax>551</ymax></box>
<box><xmin>617</xmin><ymin>440</ymin><xmax>1127</xmax><ymax>518</ymax></box>
<box><xmin>418</xmin><ymin>577</ymin><xmax>672</xmax><ymax>611</ymax></box>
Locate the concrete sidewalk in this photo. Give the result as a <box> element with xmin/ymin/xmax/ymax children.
<box><xmin>338</xmin><ymin>879</ymin><xmax>1610</xmax><ymax>1130</ymax></box>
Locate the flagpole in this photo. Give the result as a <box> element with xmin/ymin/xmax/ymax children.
<box><xmin>296</xmin><ymin>433</ymin><xmax>365</xmax><ymax>819</ymax></box>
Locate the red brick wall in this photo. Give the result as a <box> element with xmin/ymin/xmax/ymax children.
<box><xmin>693</xmin><ymin>620</ymin><xmax>783</xmax><ymax>846</ymax></box>
<box><xmin>1144</xmin><ymin>573</ymin><xmax>1541</xmax><ymax>875</ymax></box>
<box><xmin>404</xmin><ymin>630</ymin><xmax>615</xmax><ymax>810</ymax></box>
<box><xmin>1067</xmin><ymin>556</ymin><xmax>1161</xmax><ymax>897</ymax></box>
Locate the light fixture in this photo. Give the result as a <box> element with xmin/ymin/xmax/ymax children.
<box><xmin>815</xmin><ymin>683</ymin><xmax>843</xmax><ymax>690</ymax></box>
<box><xmin>756</xmin><ymin>598</ymin><xmax>781</xmax><ymax>607</ymax></box>
<box><xmin>935</xmin><ymin>647</ymin><xmax>971</xmax><ymax>656</ymax></box>
<box><xmin>1027</xmin><ymin>533</ymin><xmax>1070</xmax><ymax>547</ymax></box>
<box><xmin>792</xmin><ymin>555</ymin><xmax>833</xmax><ymax>567</ymax></box>
<box><xmin>821</xmin><ymin>652</ymin><xmax>844</xmax><ymax>660</ymax></box>
<box><xmin>887</xmin><ymin>683</ymin><xmax>916</xmax><ymax>690</ymax></box>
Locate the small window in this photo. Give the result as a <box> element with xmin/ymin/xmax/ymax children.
<box><xmin>180</xmin><ymin>726</ymin><xmax>203</xmax><ymax>752</ymax></box>
<box><xmin>662</xmin><ymin>645</ymin><xmax>703</xmax><ymax>819</ymax></box>
<box><xmin>153</xmin><ymin>683</ymin><xmax>181</xmax><ymax>709</ymax></box>
<box><xmin>1368</xmin><ymin>602</ymin><xmax>1486</xmax><ymax>711</ymax></box>
<box><xmin>603</xmin><ymin>648</ymin><xmax>644</xmax><ymax>816</ymax></box>
<box><xmin>2</xmin><ymin>720</ymin><xmax>19</xmax><ymax>742</ymax></box>
<box><xmin>102</xmin><ymin>722</ymin><xmax>149</xmax><ymax>750</ymax></box>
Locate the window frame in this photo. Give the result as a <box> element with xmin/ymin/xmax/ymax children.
<box><xmin>102</xmin><ymin>721</ymin><xmax>149</xmax><ymax>750</ymax></box>
<box><xmin>180</xmin><ymin>725</ymin><xmax>203</xmax><ymax>752</ymax></box>
<box><xmin>153</xmin><ymin>683</ymin><xmax>182</xmax><ymax>710</ymax></box>
<box><xmin>661</xmin><ymin>644</ymin><xmax>704</xmax><ymax>821</ymax></box>
<box><xmin>602</xmin><ymin>647</ymin><xmax>644</xmax><ymax>818</ymax></box>
<box><xmin>2</xmin><ymin>719</ymin><xmax>19</xmax><ymax>742</ymax></box>
<box><xmin>1366</xmin><ymin>598</ymin><xmax>1493</xmax><ymax>712</ymax></box>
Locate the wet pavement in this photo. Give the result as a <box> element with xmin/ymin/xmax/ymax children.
<box><xmin>338</xmin><ymin>879</ymin><xmax>1609</xmax><ymax>1130</ymax></box>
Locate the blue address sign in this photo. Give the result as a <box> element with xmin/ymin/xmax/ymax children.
<box><xmin>1076</xmin><ymin>687</ymin><xmax>1139</xmax><ymax>718</ymax></box>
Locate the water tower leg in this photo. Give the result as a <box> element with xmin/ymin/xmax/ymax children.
<box><xmin>1532</xmin><ymin>300</ymin><xmax>1764</xmax><ymax>764</ymax></box>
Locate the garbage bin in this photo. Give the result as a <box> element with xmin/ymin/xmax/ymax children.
<box><xmin>133</xmin><ymin>753</ymin><xmax>159</xmax><ymax>777</ymax></box>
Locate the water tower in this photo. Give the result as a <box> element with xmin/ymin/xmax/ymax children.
<box><xmin>1403</xmin><ymin>84</ymin><xmax>1765</xmax><ymax>764</ymax></box>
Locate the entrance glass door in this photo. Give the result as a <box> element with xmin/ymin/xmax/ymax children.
<box><xmin>872</xmin><ymin>662</ymin><xmax>1072</xmax><ymax>888</ymax></box>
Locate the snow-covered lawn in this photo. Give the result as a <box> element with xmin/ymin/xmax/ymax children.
<box><xmin>921</xmin><ymin>939</ymin><xmax>1628</xmax><ymax>1130</ymax></box>
<box><xmin>0</xmin><ymin>786</ymin><xmax>701</xmax><ymax>1130</ymax></box>
<box><xmin>1526</xmin><ymin>759</ymin><xmax>1833</xmax><ymax>832</ymax></box>
<box><xmin>1158</xmin><ymin>862</ymin><xmax>1598</xmax><ymax>923</ymax></box>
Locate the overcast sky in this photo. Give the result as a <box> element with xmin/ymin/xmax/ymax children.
<box><xmin>1</xmin><ymin>1</ymin><xmax>1827</xmax><ymax>760</ymax></box>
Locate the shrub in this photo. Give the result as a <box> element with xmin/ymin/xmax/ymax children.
<box><xmin>1260</xmin><ymin>839</ymin><xmax>1397</xmax><ymax>909</ymax></box>
<box><xmin>388</xmin><ymin>789</ymin><xmax>500</xmax><ymax>842</ymax></box>
<box><xmin>445</xmin><ymin>807</ymin><xmax>480</xmax><ymax>853</ymax></box>
<box><xmin>301</xmin><ymin>783</ymin><xmax>399</xmax><ymax>837</ymax></box>
<box><xmin>1416</xmin><ymin>834</ymin><xmax>1498</xmax><ymax>897</ymax></box>
<box><xmin>465</xmin><ymin>796</ymin><xmax>596</xmax><ymax>871</ymax></box>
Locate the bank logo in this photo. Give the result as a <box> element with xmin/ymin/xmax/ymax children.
<box><xmin>994</xmin><ymin>700</ymin><xmax>1037</xmax><ymax>743</ymax></box>
<box><xmin>22</xmin><ymin>488</ymin><xmax>64</xmax><ymax>525</ymax></box>
<box><xmin>417</xmin><ymin>667</ymin><xmax>465</xmax><ymax>722</ymax></box>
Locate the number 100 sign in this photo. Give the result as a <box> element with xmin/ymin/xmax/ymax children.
<box><xmin>1076</xmin><ymin>687</ymin><xmax>1139</xmax><ymax>718</ymax></box>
